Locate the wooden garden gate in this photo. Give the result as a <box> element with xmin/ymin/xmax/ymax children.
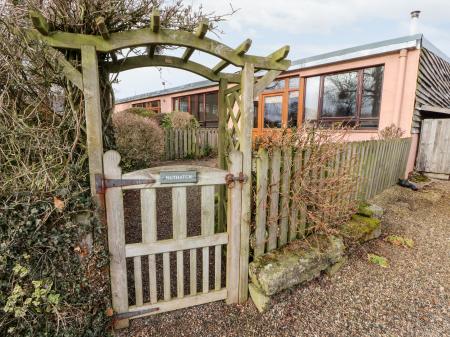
<box><xmin>101</xmin><ymin>150</ymin><xmax>244</xmax><ymax>328</ymax></box>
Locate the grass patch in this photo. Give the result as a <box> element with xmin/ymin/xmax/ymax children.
<box><xmin>368</xmin><ymin>254</ymin><xmax>389</xmax><ymax>268</ymax></box>
<box><xmin>385</xmin><ymin>235</ymin><xmax>414</xmax><ymax>248</ymax></box>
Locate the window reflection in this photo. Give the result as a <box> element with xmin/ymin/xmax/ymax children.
<box><xmin>322</xmin><ymin>71</ymin><xmax>358</xmax><ymax>118</ymax></box>
<box><xmin>289</xmin><ymin>77</ymin><xmax>299</xmax><ymax>89</ymax></box>
<box><xmin>179</xmin><ymin>96</ymin><xmax>189</xmax><ymax>112</ymax></box>
<box><xmin>253</xmin><ymin>98</ymin><xmax>259</xmax><ymax>128</ymax></box>
<box><xmin>361</xmin><ymin>66</ymin><xmax>384</xmax><ymax>118</ymax></box>
<box><xmin>263</xmin><ymin>95</ymin><xmax>283</xmax><ymax>128</ymax></box>
<box><xmin>304</xmin><ymin>76</ymin><xmax>320</xmax><ymax>121</ymax></box>
<box><xmin>265</xmin><ymin>79</ymin><xmax>285</xmax><ymax>91</ymax></box>
<box><xmin>205</xmin><ymin>92</ymin><xmax>218</xmax><ymax>120</ymax></box>
<box><xmin>287</xmin><ymin>91</ymin><xmax>298</xmax><ymax>127</ymax></box>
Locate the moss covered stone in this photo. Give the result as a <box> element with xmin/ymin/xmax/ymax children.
<box><xmin>249</xmin><ymin>234</ymin><xmax>345</xmax><ymax>296</ymax></box>
<box><xmin>249</xmin><ymin>283</ymin><xmax>272</xmax><ymax>313</ymax></box>
<box><xmin>340</xmin><ymin>214</ymin><xmax>381</xmax><ymax>243</ymax></box>
<box><xmin>357</xmin><ymin>203</ymin><xmax>383</xmax><ymax>219</ymax></box>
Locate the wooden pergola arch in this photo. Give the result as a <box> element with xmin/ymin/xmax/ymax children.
<box><xmin>27</xmin><ymin>9</ymin><xmax>291</xmax><ymax>304</ymax></box>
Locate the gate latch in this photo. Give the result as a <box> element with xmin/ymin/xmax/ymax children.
<box><xmin>95</xmin><ymin>174</ymin><xmax>156</xmax><ymax>194</ymax></box>
<box><xmin>225</xmin><ymin>172</ymin><xmax>248</xmax><ymax>188</ymax></box>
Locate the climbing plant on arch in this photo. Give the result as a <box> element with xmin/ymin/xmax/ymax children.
<box><xmin>25</xmin><ymin>7</ymin><xmax>290</xmax><ymax>318</ymax></box>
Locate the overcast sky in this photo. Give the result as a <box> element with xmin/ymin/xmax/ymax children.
<box><xmin>113</xmin><ymin>0</ymin><xmax>450</xmax><ymax>100</ymax></box>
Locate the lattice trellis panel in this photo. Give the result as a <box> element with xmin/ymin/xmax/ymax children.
<box><xmin>225</xmin><ymin>87</ymin><xmax>243</xmax><ymax>153</ymax></box>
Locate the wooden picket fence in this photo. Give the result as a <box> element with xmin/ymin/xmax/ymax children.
<box><xmin>164</xmin><ymin>128</ymin><xmax>218</xmax><ymax>160</ymax></box>
<box><xmin>252</xmin><ymin>137</ymin><xmax>412</xmax><ymax>257</ymax></box>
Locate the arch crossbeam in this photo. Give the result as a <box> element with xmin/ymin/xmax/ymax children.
<box><xmin>104</xmin><ymin>55</ymin><xmax>241</xmax><ymax>83</ymax></box>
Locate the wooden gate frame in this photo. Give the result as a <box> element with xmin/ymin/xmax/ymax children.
<box><xmin>24</xmin><ymin>8</ymin><xmax>290</xmax><ymax>312</ymax></box>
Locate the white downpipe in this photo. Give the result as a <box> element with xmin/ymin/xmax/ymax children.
<box><xmin>393</xmin><ymin>48</ymin><xmax>408</xmax><ymax>126</ymax></box>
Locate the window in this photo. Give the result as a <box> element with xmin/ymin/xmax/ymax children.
<box><xmin>255</xmin><ymin>76</ymin><xmax>300</xmax><ymax>132</ymax></box>
<box><xmin>288</xmin><ymin>91</ymin><xmax>299</xmax><ymax>128</ymax></box>
<box><xmin>304</xmin><ymin>76</ymin><xmax>320</xmax><ymax>121</ymax></box>
<box><xmin>179</xmin><ymin>96</ymin><xmax>189</xmax><ymax>112</ymax></box>
<box><xmin>205</xmin><ymin>92</ymin><xmax>218</xmax><ymax>120</ymax></box>
<box><xmin>303</xmin><ymin>65</ymin><xmax>384</xmax><ymax>128</ymax></box>
<box><xmin>172</xmin><ymin>91</ymin><xmax>219</xmax><ymax>127</ymax></box>
<box><xmin>263</xmin><ymin>95</ymin><xmax>283</xmax><ymax>128</ymax></box>
<box><xmin>132</xmin><ymin>100</ymin><xmax>161</xmax><ymax>113</ymax></box>
<box><xmin>265</xmin><ymin>79</ymin><xmax>285</xmax><ymax>91</ymax></box>
<box><xmin>322</xmin><ymin>71</ymin><xmax>358</xmax><ymax>118</ymax></box>
<box><xmin>253</xmin><ymin>98</ymin><xmax>259</xmax><ymax>128</ymax></box>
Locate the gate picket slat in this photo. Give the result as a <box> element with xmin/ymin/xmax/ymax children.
<box><xmin>173</xmin><ymin>187</ymin><xmax>187</xmax><ymax>299</ymax></box>
<box><xmin>267</xmin><ymin>148</ymin><xmax>281</xmax><ymax>251</ymax></box>
<box><xmin>214</xmin><ymin>245</ymin><xmax>221</xmax><ymax>290</ymax></box>
<box><xmin>141</xmin><ymin>189</ymin><xmax>157</xmax><ymax>304</ymax></box>
<box><xmin>163</xmin><ymin>252</ymin><xmax>171</xmax><ymax>301</ymax></box>
<box><xmin>133</xmin><ymin>257</ymin><xmax>143</xmax><ymax>306</ymax></box>
<box><xmin>190</xmin><ymin>249</ymin><xmax>197</xmax><ymax>295</ymax></box>
<box><xmin>201</xmin><ymin>185</ymin><xmax>215</xmax><ymax>293</ymax></box>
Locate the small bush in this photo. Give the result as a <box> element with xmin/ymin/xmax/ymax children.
<box><xmin>151</xmin><ymin>112</ymin><xmax>167</xmax><ymax>127</ymax></box>
<box><xmin>378</xmin><ymin>124</ymin><xmax>404</xmax><ymax>139</ymax></box>
<box><xmin>161</xmin><ymin>111</ymin><xmax>200</xmax><ymax>129</ymax></box>
<box><xmin>125</xmin><ymin>107</ymin><xmax>157</xmax><ymax>119</ymax></box>
<box><xmin>113</xmin><ymin>112</ymin><xmax>165</xmax><ymax>169</ymax></box>
<box><xmin>254</xmin><ymin>124</ymin><xmax>359</xmax><ymax>235</ymax></box>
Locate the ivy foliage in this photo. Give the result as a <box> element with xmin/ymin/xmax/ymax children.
<box><xmin>0</xmin><ymin>195</ymin><xmax>111</xmax><ymax>337</ymax></box>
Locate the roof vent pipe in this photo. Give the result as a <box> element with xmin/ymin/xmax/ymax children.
<box><xmin>410</xmin><ymin>10</ymin><xmax>421</xmax><ymax>35</ymax></box>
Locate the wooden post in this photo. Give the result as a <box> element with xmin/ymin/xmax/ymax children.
<box><xmin>226</xmin><ymin>150</ymin><xmax>243</xmax><ymax>304</ymax></box>
<box><xmin>81</xmin><ymin>45</ymin><xmax>104</xmax><ymax>266</ymax></box>
<box><xmin>217</xmin><ymin>78</ymin><xmax>228</xmax><ymax>232</ymax></box>
<box><xmin>238</xmin><ymin>62</ymin><xmax>254</xmax><ymax>303</ymax></box>
<box><xmin>81</xmin><ymin>45</ymin><xmax>104</xmax><ymax>202</ymax></box>
<box><xmin>103</xmin><ymin>151</ymin><xmax>128</xmax><ymax>329</ymax></box>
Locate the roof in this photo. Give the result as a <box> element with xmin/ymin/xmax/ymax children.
<box><xmin>116</xmin><ymin>80</ymin><xmax>216</xmax><ymax>104</ymax></box>
<box><xmin>116</xmin><ymin>34</ymin><xmax>449</xmax><ymax>104</ymax></box>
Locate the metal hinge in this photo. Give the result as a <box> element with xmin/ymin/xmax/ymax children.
<box><xmin>95</xmin><ymin>174</ymin><xmax>155</xmax><ymax>194</ymax></box>
<box><xmin>225</xmin><ymin>172</ymin><xmax>248</xmax><ymax>188</ymax></box>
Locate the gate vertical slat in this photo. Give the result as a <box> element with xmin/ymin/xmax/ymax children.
<box><xmin>133</xmin><ymin>257</ymin><xmax>143</xmax><ymax>306</ymax></box>
<box><xmin>201</xmin><ymin>185</ymin><xmax>215</xmax><ymax>293</ymax></box>
<box><xmin>141</xmin><ymin>189</ymin><xmax>158</xmax><ymax>304</ymax></box>
<box><xmin>189</xmin><ymin>248</ymin><xmax>197</xmax><ymax>295</ymax></box>
<box><xmin>173</xmin><ymin>187</ymin><xmax>187</xmax><ymax>299</ymax></box>
<box><xmin>226</xmin><ymin>150</ymin><xmax>243</xmax><ymax>304</ymax></box>
<box><xmin>103</xmin><ymin>151</ymin><xmax>129</xmax><ymax>329</ymax></box>
<box><xmin>214</xmin><ymin>245</ymin><xmax>222</xmax><ymax>291</ymax></box>
<box><xmin>163</xmin><ymin>252</ymin><xmax>171</xmax><ymax>300</ymax></box>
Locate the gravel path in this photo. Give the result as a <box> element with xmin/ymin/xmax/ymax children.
<box><xmin>119</xmin><ymin>177</ymin><xmax>450</xmax><ymax>337</ymax></box>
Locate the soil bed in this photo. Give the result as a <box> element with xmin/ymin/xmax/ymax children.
<box><xmin>119</xmin><ymin>174</ymin><xmax>450</xmax><ymax>337</ymax></box>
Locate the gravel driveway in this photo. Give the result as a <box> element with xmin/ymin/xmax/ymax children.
<box><xmin>119</xmin><ymin>176</ymin><xmax>450</xmax><ymax>337</ymax></box>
